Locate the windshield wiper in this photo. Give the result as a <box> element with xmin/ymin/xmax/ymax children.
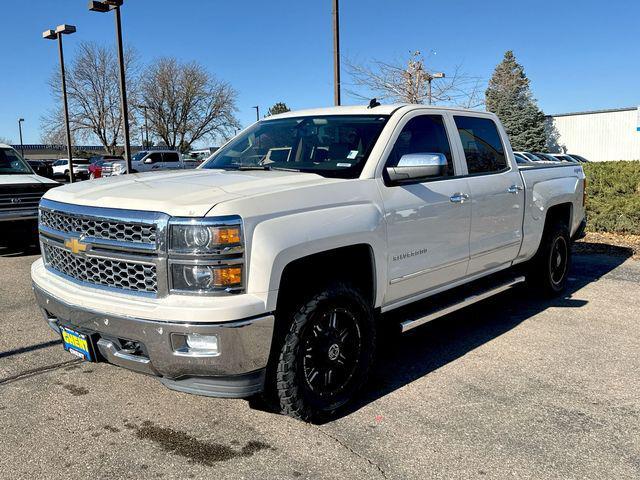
<box><xmin>221</xmin><ymin>165</ymin><xmax>300</xmax><ymax>172</ymax></box>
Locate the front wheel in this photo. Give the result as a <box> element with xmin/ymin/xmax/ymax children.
<box><xmin>527</xmin><ymin>222</ymin><xmax>571</xmax><ymax>296</ymax></box>
<box><xmin>275</xmin><ymin>283</ymin><xmax>376</xmax><ymax>422</ymax></box>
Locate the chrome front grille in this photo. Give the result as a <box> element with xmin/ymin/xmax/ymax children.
<box><xmin>0</xmin><ymin>186</ymin><xmax>48</xmax><ymax>212</ymax></box>
<box><xmin>42</xmin><ymin>243</ymin><xmax>158</xmax><ymax>294</ymax></box>
<box><xmin>39</xmin><ymin>199</ymin><xmax>169</xmax><ymax>297</ymax></box>
<box><xmin>39</xmin><ymin>209</ymin><xmax>156</xmax><ymax>244</ymax></box>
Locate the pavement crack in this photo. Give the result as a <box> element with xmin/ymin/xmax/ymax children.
<box><xmin>313</xmin><ymin>425</ymin><xmax>388</xmax><ymax>479</ymax></box>
<box><xmin>0</xmin><ymin>359</ymin><xmax>81</xmax><ymax>386</ymax></box>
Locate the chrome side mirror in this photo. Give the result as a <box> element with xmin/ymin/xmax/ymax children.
<box><xmin>386</xmin><ymin>152</ymin><xmax>448</xmax><ymax>184</ymax></box>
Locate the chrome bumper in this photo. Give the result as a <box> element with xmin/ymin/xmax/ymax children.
<box><xmin>33</xmin><ymin>284</ymin><xmax>274</xmax><ymax>398</ymax></box>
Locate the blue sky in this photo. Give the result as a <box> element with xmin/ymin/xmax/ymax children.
<box><xmin>1</xmin><ymin>0</ymin><xmax>638</xmax><ymax>145</ymax></box>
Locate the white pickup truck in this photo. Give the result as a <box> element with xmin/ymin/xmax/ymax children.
<box><xmin>32</xmin><ymin>105</ymin><xmax>586</xmax><ymax>421</ymax></box>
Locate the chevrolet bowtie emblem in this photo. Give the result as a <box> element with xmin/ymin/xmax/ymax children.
<box><xmin>64</xmin><ymin>238</ymin><xmax>88</xmax><ymax>254</ymax></box>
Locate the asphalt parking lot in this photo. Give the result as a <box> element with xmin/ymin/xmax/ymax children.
<box><xmin>1</xmin><ymin>242</ymin><xmax>639</xmax><ymax>480</ymax></box>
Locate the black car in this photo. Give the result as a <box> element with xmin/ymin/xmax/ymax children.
<box><xmin>27</xmin><ymin>160</ymin><xmax>54</xmax><ymax>179</ymax></box>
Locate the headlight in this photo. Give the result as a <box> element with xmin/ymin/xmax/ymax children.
<box><xmin>170</xmin><ymin>263</ymin><xmax>243</xmax><ymax>292</ymax></box>
<box><xmin>170</xmin><ymin>218</ymin><xmax>242</xmax><ymax>254</ymax></box>
<box><xmin>168</xmin><ymin>216</ymin><xmax>244</xmax><ymax>294</ymax></box>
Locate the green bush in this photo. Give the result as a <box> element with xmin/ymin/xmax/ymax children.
<box><xmin>583</xmin><ymin>161</ymin><xmax>640</xmax><ymax>235</ymax></box>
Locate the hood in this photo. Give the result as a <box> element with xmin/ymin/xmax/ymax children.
<box><xmin>0</xmin><ymin>174</ymin><xmax>58</xmax><ymax>186</ymax></box>
<box><xmin>44</xmin><ymin>169</ymin><xmax>338</xmax><ymax>217</ymax></box>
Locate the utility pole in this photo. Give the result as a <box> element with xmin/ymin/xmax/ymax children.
<box><xmin>18</xmin><ymin>118</ymin><xmax>25</xmax><ymax>159</ymax></box>
<box><xmin>332</xmin><ymin>0</ymin><xmax>341</xmax><ymax>106</ymax></box>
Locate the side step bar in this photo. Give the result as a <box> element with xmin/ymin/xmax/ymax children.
<box><xmin>400</xmin><ymin>276</ymin><xmax>526</xmax><ymax>333</ymax></box>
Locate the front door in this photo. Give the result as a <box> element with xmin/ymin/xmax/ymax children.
<box><xmin>451</xmin><ymin>114</ymin><xmax>525</xmax><ymax>274</ymax></box>
<box><xmin>378</xmin><ymin>112</ymin><xmax>471</xmax><ymax>306</ymax></box>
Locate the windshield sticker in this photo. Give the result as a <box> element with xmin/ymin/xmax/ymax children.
<box><xmin>347</xmin><ymin>150</ymin><xmax>359</xmax><ymax>160</ymax></box>
<box><xmin>337</xmin><ymin>163</ymin><xmax>352</xmax><ymax>168</ymax></box>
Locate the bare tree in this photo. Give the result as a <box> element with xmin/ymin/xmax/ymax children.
<box><xmin>346</xmin><ymin>51</ymin><xmax>484</xmax><ymax>108</ymax></box>
<box><xmin>140</xmin><ymin>58</ymin><xmax>239</xmax><ymax>151</ymax></box>
<box><xmin>41</xmin><ymin>41</ymin><xmax>138</xmax><ymax>153</ymax></box>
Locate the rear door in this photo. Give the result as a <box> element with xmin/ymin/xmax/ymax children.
<box><xmin>378</xmin><ymin>111</ymin><xmax>471</xmax><ymax>305</ymax></box>
<box><xmin>451</xmin><ymin>114</ymin><xmax>524</xmax><ymax>275</ymax></box>
<box><xmin>162</xmin><ymin>152</ymin><xmax>181</xmax><ymax>170</ymax></box>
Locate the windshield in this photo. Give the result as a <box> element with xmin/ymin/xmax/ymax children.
<box><xmin>0</xmin><ymin>148</ymin><xmax>32</xmax><ymax>175</ymax></box>
<box><xmin>202</xmin><ymin>115</ymin><xmax>389</xmax><ymax>178</ymax></box>
<box><xmin>132</xmin><ymin>151</ymin><xmax>148</xmax><ymax>162</ymax></box>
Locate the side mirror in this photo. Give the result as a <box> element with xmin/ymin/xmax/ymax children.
<box><xmin>386</xmin><ymin>153</ymin><xmax>447</xmax><ymax>184</ymax></box>
<box><xmin>143</xmin><ymin>157</ymin><xmax>154</xmax><ymax>164</ymax></box>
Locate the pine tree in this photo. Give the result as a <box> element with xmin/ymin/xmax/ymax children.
<box><xmin>266</xmin><ymin>102</ymin><xmax>291</xmax><ymax>116</ymax></box>
<box><xmin>485</xmin><ymin>51</ymin><xmax>547</xmax><ymax>151</ymax></box>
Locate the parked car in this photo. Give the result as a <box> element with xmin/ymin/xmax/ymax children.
<box><xmin>102</xmin><ymin>150</ymin><xmax>183</xmax><ymax>176</ymax></box>
<box><xmin>513</xmin><ymin>153</ymin><xmax>533</xmax><ymax>165</ymax></box>
<box><xmin>27</xmin><ymin>160</ymin><xmax>54</xmax><ymax>178</ymax></box>
<box><xmin>514</xmin><ymin>151</ymin><xmax>548</xmax><ymax>162</ymax></box>
<box><xmin>1</xmin><ymin>144</ymin><xmax>59</xmax><ymax>244</ymax></box>
<box><xmin>32</xmin><ymin>105</ymin><xmax>587</xmax><ymax>422</ymax></box>
<box><xmin>88</xmin><ymin>155</ymin><xmax>124</xmax><ymax>179</ymax></box>
<box><xmin>534</xmin><ymin>152</ymin><xmax>563</xmax><ymax>163</ymax></box>
<box><xmin>567</xmin><ymin>154</ymin><xmax>590</xmax><ymax>163</ymax></box>
<box><xmin>550</xmin><ymin>154</ymin><xmax>578</xmax><ymax>163</ymax></box>
<box><xmin>52</xmin><ymin>158</ymin><xmax>90</xmax><ymax>180</ymax></box>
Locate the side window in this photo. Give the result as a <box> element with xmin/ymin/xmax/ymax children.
<box><xmin>453</xmin><ymin>116</ymin><xmax>507</xmax><ymax>174</ymax></box>
<box><xmin>147</xmin><ymin>152</ymin><xmax>163</xmax><ymax>163</ymax></box>
<box><xmin>163</xmin><ymin>152</ymin><xmax>179</xmax><ymax>162</ymax></box>
<box><xmin>386</xmin><ymin>115</ymin><xmax>454</xmax><ymax>177</ymax></box>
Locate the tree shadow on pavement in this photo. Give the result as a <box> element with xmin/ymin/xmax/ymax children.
<box><xmin>325</xmin><ymin>250</ymin><xmax>633</xmax><ymax>423</ymax></box>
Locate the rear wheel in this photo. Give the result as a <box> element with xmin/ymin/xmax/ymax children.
<box><xmin>527</xmin><ymin>222</ymin><xmax>571</xmax><ymax>296</ymax></box>
<box><xmin>275</xmin><ymin>283</ymin><xmax>375</xmax><ymax>422</ymax></box>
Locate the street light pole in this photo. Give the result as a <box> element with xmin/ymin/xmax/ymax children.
<box><xmin>253</xmin><ymin>106</ymin><xmax>260</xmax><ymax>122</ymax></box>
<box><xmin>426</xmin><ymin>72</ymin><xmax>446</xmax><ymax>106</ymax></box>
<box><xmin>89</xmin><ymin>0</ymin><xmax>132</xmax><ymax>174</ymax></box>
<box><xmin>18</xmin><ymin>118</ymin><xmax>25</xmax><ymax>159</ymax></box>
<box><xmin>332</xmin><ymin>0</ymin><xmax>341</xmax><ymax>106</ymax></box>
<box><xmin>43</xmin><ymin>25</ymin><xmax>76</xmax><ymax>183</ymax></box>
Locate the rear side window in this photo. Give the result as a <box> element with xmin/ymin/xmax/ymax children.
<box><xmin>454</xmin><ymin>116</ymin><xmax>507</xmax><ymax>174</ymax></box>
<box><xmin>163</xmin><ymin>152</ymin><xmax>179</xmax><ymax>162</ymax></box>
<box><xmin>387</xmin><ymin>115</ymin><xmax>454</xmax><ymax>177</ymax></box>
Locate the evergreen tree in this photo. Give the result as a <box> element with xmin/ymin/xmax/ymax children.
<box><xmin>485</xmin><ymin>51</ymin><xmax>547</xmax><ymax>151</ymax></box>
<box><xmin>266</xmin><ymin>102</ymin><xmax>291</xmax><ymax>116</ymax></box>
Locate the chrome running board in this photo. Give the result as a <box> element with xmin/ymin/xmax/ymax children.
<box><xmin>400</xmin><ymin>276</ymin><xmax>526</xmax><ymax>333</ymax></box>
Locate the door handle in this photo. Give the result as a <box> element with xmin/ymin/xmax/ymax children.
<box><xmin>507</xmin><ymin>184</ymin><xmax>523</xmax><ymax>194</ymax></box>
<box><xmin>449</xmin><ymin>193</ymin><xmax>469</xmax><ymax>203</ymax></box>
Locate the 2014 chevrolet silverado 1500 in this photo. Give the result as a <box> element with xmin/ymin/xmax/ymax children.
<box><xmin>31</xmin><ymin>105</ymin><xmax>587</xmax><ymax>421</ymax></box>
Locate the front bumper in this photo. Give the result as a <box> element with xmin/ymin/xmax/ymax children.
<box><xmin>33</xmin><ymin>283</ymin><xmax>275</xmax><ymax>398</ymax></box>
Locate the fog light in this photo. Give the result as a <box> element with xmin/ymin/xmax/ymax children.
<box><xmin>186</xmin><ymin>333</ymin><xmax>219</xmax><ymax>355</ymax></box>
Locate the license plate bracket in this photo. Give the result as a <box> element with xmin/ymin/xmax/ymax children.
<box><xmin>60</xmin><ymin>326</ymin><xmax>95</xmax><ymax>362</ymax></box>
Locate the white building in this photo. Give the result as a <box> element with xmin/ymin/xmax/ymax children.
<box><xmin>546</xmin><ymin>106</ymin><xmax>640</xmax><ymax>162</ymax></box>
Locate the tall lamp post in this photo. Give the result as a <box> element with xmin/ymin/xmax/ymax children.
<box><xmin>17</xmin><ymin>118</ymin><xmax>25</xmax><ymax>159</ymax></box>
<box><xmin>332</xmin><ymin>0</ymin><xmax>341</xmax><ymax>106</ymax></box>
<box><xmin>426</xmin><ymin>72</ymin><xmax>445</xmax><ymax>105</ymax></box>
<box><xmin>43</xmin><ymin>24</ymin><xmax>76</xmax><ymax>183</ymax></box>
<box><xmin>89</xmin><ymin>0</ymin><xmax>132</xmax><ymax>174</ymax></box>
<box><xmin>252</xmin><ymin>106</ymin><xmax>260</xmax><ymax>122</ymax></box>
<box><xmin>135</xmin><ymin>104</ymin><xmax>149</xmax><ymax>147</ymax></box>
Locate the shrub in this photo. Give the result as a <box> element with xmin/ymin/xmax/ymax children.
<box><xmin>583</xmin><ymin>161</ymin><xmax>640</xmax><ymax>235</ymax></box>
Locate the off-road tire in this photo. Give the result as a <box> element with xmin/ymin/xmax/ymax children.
<box><xmin>275</xmin><ymin>283</ymin><xmax>376</xmax><ymax>422</ymax></box>
<box><xmin>527</xmin><ymin>222</ymin><xmax>571</xmax><ymax>296</ymax></box>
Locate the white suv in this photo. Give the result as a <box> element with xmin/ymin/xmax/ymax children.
<box><xmin>102</xmin><ymin>150</ymin><xmax>184</xmax><ymax>176</ymax></box>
